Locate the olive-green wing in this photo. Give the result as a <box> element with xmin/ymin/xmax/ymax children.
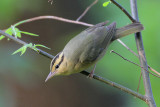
<box><xmin>79</xmin><ymin>22</ymin><xmax>116</xmax><ymax>64</ymax></box>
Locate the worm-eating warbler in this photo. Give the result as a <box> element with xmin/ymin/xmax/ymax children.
<box><xmin>45</xmin><ymin>22</ymin><xmax>143</xmax><ymax>82</ymax></box>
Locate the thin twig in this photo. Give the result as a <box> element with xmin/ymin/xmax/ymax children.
<box><xmin>117</xmin><ymin>39</ymin><xmax>138</xmax><ymax>57</ymax></box>
<box><xmin>110</xmin><ymin>50</ymin><xmax>160</xmax><ymax>78</ymax></box>
<box><xmin>137</xmin><ymin>72</ymin><xmax>142</xmax><ymax>92</ymax></box>
<box><xmin>117</xmin><ymin>39</ymin><xmax>160</xmax><ymax>76</ymax></box>
<box><xmin>110</xmin><ymin>0</ymin><xmax>136</xmax><ymax>22</ymax></box>
<box><xmin>13</xmin><ymin>16</ymin><xmax>93</xmax><ymax>27</ymax></box>
<box><xmin>0</xmin><ymin>29</ymin><xmax>147</xmax><ymax>102</ymax></box>
<box><xmin>148</xmin><ymin>66</ymin><xmax>160</xmax><ymax>76</ymax></box>
<box><xmin>76</xmin><ymin>0</ymin><xmax>98</xmax><ymax>21</ymax></box>
<box><xmin>130</xmin><ymin>0</ymin><xmax>156</xmax><ymax>106</ymax></box>
<box><xmin>81</xmin><ymin>70</ymin><xmax>147</xmax><ymax>101</ymax></box>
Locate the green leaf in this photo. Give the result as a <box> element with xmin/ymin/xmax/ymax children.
<box><xmin>0</xmin><ymin>28</ymin><xmax>13</xmax><ymax>41</ymax></box>
<box><xmin>12</xmin><ymin>46</ymin><xmax>25</xmax><ymax>55</ymax></box>
<box><xmin>14</xmin><ymin>19</ymin><xmax>29</xmax><ymax>27</ymax></box>
<box><xmin>0</xmin><ymin>35</ymin><xmax>5</xmax><ymax>40</ymax></box>
<box><xmin>20</xmin><ymin>31</ymin><xmax>39</xmax><ymax>36</ymax></box>
<box><xmin>34</xmin><ymin>44</ymin><xmax>51</xmax><ymax>50</ymax></box>
<box><xmin>20</xmin><ymin>46</ymin><xmax>27</xmax><ymax>56</ymax></box>
<box><xmin>26</xmin><ymin>43</ymin><xmax>33</xmax><ymax>48</ymax></box>
<box><xmin>12</xmin><ymin>44</ymin><xmax>32</xmax><ymax>56</ymax></box>
<box><xmin>12</xmin><ymin>43</ymin><xmax>50</xmax><ymax>56</ymax></box>
<box><xmin>14</xmin><ymin>28</ymin><xmax>21</xmax><ymax>38</ymax></box>
<box><xmin>103</xmin><ymin>1</ymin><xmax>111</xmax><ymax>7</ymax></box>
<box><xmin>11</xmin><ymin>26</ymin><xmax>22</xmax><ymax>38</ymax></box>
<box><xmin>5</xmin><ymin>28</ymin><xmax>13</xmax><ymax>35</ymax></box>
<box><xmin>11</xmin><ymin>26</ymin><xmax>17</xmax><ymax>38</ymax></box>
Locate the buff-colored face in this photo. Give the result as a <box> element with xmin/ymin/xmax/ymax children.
<box><xmin>45</xmin><ymin>52</ymin><xmax>71</xmax><ymax>82</ymax></box>
<box><xmin>45</xmin><ymin>52</ymin><xmax>65</xmax><ymax>81</ymax></box>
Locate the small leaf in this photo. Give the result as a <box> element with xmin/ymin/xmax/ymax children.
<box><xmin>34</xmin><ymin>44</ymin><xmax>51</xmax><ymax>50</ymax></box>
<box><xmin>27</xmin><ymin>43</ymin><xmax>33</xmax><ymax>47</ymax></box>
<box><xmin>10</xmin><ymin>26</ymin><xmax>21</xmax><ymax>38</ymax></box>
<box><xmin>20</xmin><ymin>31</ymin><xmax>39</xmax><ymax>36</ymax></box>
<box><xmin>103</xmin><ymin>1</ymin><xmax>111</xmax><ymax>7</ymax></box>
<box><xmin>20</xmin><ymin>46</ymin><xmax>27</xmax><ymax>56</ymax></box>
<box><xmin>11</xmin><ymin>26</ymin><xmax>17</xmax><ymax>38</ymax></box>
<box><xmin>0</xmin><ymin>35</ymin><xmax>5</xmax><ymax>40</ymax></box>
<box><xmin>5</xmin><ymin>28</ymin><xmax>13</xmax><ymax>36</ymax></box>
<box><xmin>14</xmin><ymin>19</ymin><xmax>29</xmax><ymax>27</ymax></box>
<box><xmin>32</xmin><ymin>46</ymin><xmax>38</xmax><ymax>51</ymax></box>
<box><xmin>2</xmin><ymin>27</ymin><xmax>14</xmax><ymax>41</ymax></box>
<box><xmin>12</xmin><ymin>44</ymin><xmax>31</xmax><ymax>56</ymax></box>
<box><xmin>15</xmin><ymin>28</ymin><xmax>21</xmax><ymax>38</ymax></box>
<box><xmin>12</xmin><ymin>46</ymin><xmax>24</xmax><ymax>55</ymax></box>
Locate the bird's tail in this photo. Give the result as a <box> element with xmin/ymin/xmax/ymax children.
<box><xmin>112</xmin><ymin>22</ymin><xmax>144</xmax><ymax>41</ymax></box>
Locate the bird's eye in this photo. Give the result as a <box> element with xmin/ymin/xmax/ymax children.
<box><xmin>55</xmin><ymin>65</ymin><xmax>59</xmax><ymax>69</ymax></box>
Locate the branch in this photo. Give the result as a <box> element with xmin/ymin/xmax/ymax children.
<box><xmin>130</xmin><ymin>0</ymin><xmax>156</xmax><ymax>106</ymax></box>
<box><xmin>117</xmin><ymin>39</ymin><xmax>138</xmax><ymax>56</ymax></box>
<box><xmin>110</xmin><ymin>0</ymin><xmax>136</xmax><ymax>23</ymax></box>
<box><xmin>81</xmin><ymin>71</ymin><xmax>147</xmax><ymax>101</ymax></box>
<box><xmin>117</xmin><ymin>39</ymin><xmax>160</xmax><ymax>76</ymax></box>
<box><xmin>0</xmin><ymin>29</ymin><xmax>147</xmax><ymax>102</ymax></box>
<box><xmin>110</xmin><ymin>50</ymin><xmax>160</xmax><ymax>78</ymax></box>
<box><xmin>76</xmin><ymin>0</ymin><xmax>98</xmax><ymax>21</ymax></box>
<box><xmin>13</xmin><ymin>16</ymin><xmax>93</xmax><ymax>27</ymax></box>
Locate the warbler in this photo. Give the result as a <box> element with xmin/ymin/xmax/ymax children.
<box><xmin>45</xmin><ymin>21</ymin><xmax>143</xmax><ymax>82</ymax></box>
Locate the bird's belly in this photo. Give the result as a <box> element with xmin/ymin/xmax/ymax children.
<box><xmin>74</xmin><ymin>61</ymin><xmax>96</xmax><ymax>73</ymax></box>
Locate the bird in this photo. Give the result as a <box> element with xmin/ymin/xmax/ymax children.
<box><xmin>45</xmin><ymin>21</ymin><xmax>144</xmax><ymax>82</ymax></box>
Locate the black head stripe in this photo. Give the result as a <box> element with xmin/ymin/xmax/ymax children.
<box><xmin>58</xmin><ymin>53</ymin><xmax>64</xmax><ymax>66</ymax></box>
<box><xmin>50</xmin><ymin>52</ymin><xmax>61</xmax><ymax>70</ymax></box>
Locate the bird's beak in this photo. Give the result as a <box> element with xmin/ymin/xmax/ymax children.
<box><xmin>45</xmin><ymin>71</ymin><xmax>56</xmax><ymax>82</ymax></box>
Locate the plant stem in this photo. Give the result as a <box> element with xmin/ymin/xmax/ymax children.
<box><xmin>81</xmin><ymin>71</ymin><xmax>147</xmax><ymax>101</ymax></box>
<box><xmin>110</xmin><ymin>0</ymin><xmax>136</xmax><ymax>23</ymax></box>
<box><xmin>130</xmin><ymin>0</ymin><xmax>156</xmax><ymax>106</ymax></box>
<box><xmin>13</xmin><ymin>16</ymin><xmax>93</xmax><ymax>27</ymax></box>
<box><xmin>76</xmin><ymin>0</ymin><xmax>98</xmax><ymax>21</ymax></box>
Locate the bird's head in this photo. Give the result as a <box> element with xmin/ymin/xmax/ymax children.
<box><xmin>45</xmin><ymin>52</ymin><xmax>68</xmax><ymax>82</ymax></box>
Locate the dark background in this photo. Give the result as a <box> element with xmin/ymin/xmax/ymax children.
<box><xmin>0</xmin><ymin>0</ymin><xmax>160</xmax><ymax>107</ymax></box>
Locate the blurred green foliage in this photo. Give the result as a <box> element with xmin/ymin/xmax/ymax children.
<box><xmin>0</xmin><ymin>0</ymin><xmax>160</xmax><ymax>107</ymax></box>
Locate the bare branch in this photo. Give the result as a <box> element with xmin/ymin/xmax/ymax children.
<box><xmin>76</xmin><ymin>0</ymin><xmax>98</xmax><ymax>21</ymax></box>
<box><xmin>130</xmin><ymin>0</ymin><xmax>156</xmax><ymax>106</ymax></box>
<box><xmin>148</xmin><ymin>66</ymin><xmax>160</xmax><ymax>76</ymax></box>
<box><xmin>81</xmin><ymin>70</ymin><xmax>147</xmax><ymax>101</ymax></box>
<box><xmin>110</xmin><ymin>50</ymin><xmax>160</xmax><ymax>78</ymax></box>
<box><xmin>13</xmin><ymin>16</ymin><xmax>93</xmax><ymax>27</ymax></box>
<box><xmin>110</xmin><ymin>0</ymin><xmax>136</xmax><ymax>23</ymax></box>
<box><xmin>117</xmin><ymin>39</ymin><xmax>138</xmax><ymax>56</ymax></box>
<box><xmin>0</xmin><ymin>29</ymin><xmax>147</xmax><ymax>102</ymax></box>
<box><xmin>137</xmin><ymin>72</ymin><xmax>142</xmax><ymax>92</ymax></box>
<box><xmin>117</xmin><ymin>39</ymin><xmax>160</xmax><ymax>76</ymax></box>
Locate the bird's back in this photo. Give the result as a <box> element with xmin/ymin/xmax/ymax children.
<box><xmin>63</xmin><ymin>22</ymin><xmax>116</xmax><ymax>69</ymax></box>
